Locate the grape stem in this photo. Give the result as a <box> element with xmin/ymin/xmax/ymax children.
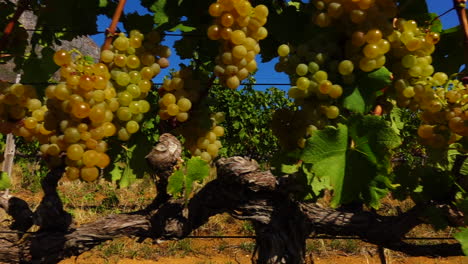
<box><xmin>453</xmin><ymin>0</ymin><xmax>468</xmax><ymax>65</ymax></box>
<box><xmin>102</xmin><ymin>0</ymin><xmax>127</xmax><ymax>51</ymax></box>
<box><xmin>0</xmin><ymin>0</ymin><xmax>29</xmax><ymax>52</ymax></box>
<box><xmin>429</xmin><ymin>7</ymin><xmax>455</xmax><ymax>26</ymax></box>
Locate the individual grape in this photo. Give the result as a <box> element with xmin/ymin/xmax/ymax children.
<box><xmin>96</xmin><ymin>152</ymin><xmax>110</xmax><ymax>168</ymax></box>
<box><xmin>296</xmin><ymin>64</ymin><xmax>309</xmax><ymax>76</ymax></box>
<box><xmin>177</xmin><ymin>98</ymin><xmax>192</xmax><ymax>112</ymax></box>
<box><xmin>67</xmin><ymin>144</ymin><xmax>84</xmax><ymax>161</ymax></box>
<box><xmin>227</xmin><ymin>76</ymin><xmax>240</xmax><ymax>89</ymax></box>
<box><xmin>325</xmin><ymin>105</ymin><xmax>340</xmax><ymax>119</ymax></box>
<box><xmin>126</xmin><ymin>120</ymin><xmax>140</xmax><ymax>134</ymax></box>
<box><xmin>176</xmin><ymin>112</ymin><xmax>189</xmax><ymax>122</ymax></box>
<box><xmin>365</xmin><ymin>29</ymin><xmax>382</xmax><ymax>44</ymax></box>
<box><xmin>200</xmin><ymin>152</ymin><xmax>212</xmax><ymax>162</ymax></box>
<box><xmin>213</xmin><ymin>126</ymin><xmax>224</xmax><ymax>137</ymax></box>
<box><xmin>82</xmin><ymin>150</ymin><xmax>99</xmax><ymax>167</ymax></box>
<box><xmin>81</xmin><ymin>167</ymin><xmax>99</xmax><ymax>182</ymax></box>
<box><xmin>338</xmin><ymin>60</ymin><xmax>354</xmax><ymax>75</ymax></box>
<box><xmin>167</xmin><ymin>104</ymin><xmax>179</xmax><ymax>116</ymax></box>
<box><xmin>65</xmin><ymin>166</ymin><xmax>80</xmax><ymax>181</ymax></box>
<box><xmin>113</xmin><ymin>35</ymin><xmax>130</xmax><ymax>51</ymax></box>
<box><xmin>117</xmin><ymin>107</ymin><xmax>132</xmax><ymax>121</ymax></box>
<box><xmin>329</xmin><ymin>84</ymin><xmax>343</xmax><ymax>99</ymax></box>
<box><xmin>278</xmin><ymin>44</ymin><xmax>290</xmax><ymax>57</ymax></box>
<box><xmin>53</xmin><ymin>49</ymin><xmax>72</xmax><ymax>66</ymax></box>
<box><xmin>101</xmin><ymin>50</ymin><xmax>114</xmax><ymax>63</ymax></box>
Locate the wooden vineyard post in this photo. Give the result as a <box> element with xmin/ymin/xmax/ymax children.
<box><xmin>2</xmin><ymin>133</ymin><xmax>16</xmax><ymax>185</ymax></box>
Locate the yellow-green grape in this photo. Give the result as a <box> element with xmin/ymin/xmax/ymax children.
<box><xmin>67</xmin><ymin>144</ymin><xmax>84</xmax><ymax>161</ymax></box>
<box><xmin>118</xmin><ymin>127</ymin><xmax>131</xmax><ymax>141</ymax></box>
<box><xmin>117</xmin><ymin>107</ymin><xmax>132</xmax><ymax>121</ymax></box>
<box><xmin>65</xmin><ymin>166</ymin><xmax>80</xmax><ymax>181</ymax></box>
<box><xmin>200</xmin><ymin>151</ymin><xmax>212</xmax><ymax>162</ymax></box>
<box><xmin>81</xmin><ymin>167</ymin><xmax>99</xmax><ymax>182</ymax></box>
<box><xmin>329</xmin><ymin>84</ymin><xmax>343</xmax><ymax>99</ymax></box>
<box><xmin>325</xmin><ymin>105</ymin><xmax>340</xmax><ymax>119</ymax></box>
<box><xmin>126</xmin><ymin>120</ymin><xmax>140</xmax><ymax>134</ymax></box>
<box><xmin>167</xmin><ymin>104</ymin><xmax>179</xmax><ymax>116</ymax></box>
<box><xmin>338</xmin><ymin>60</ymin><xmax>354</xmax><ymax>75</ymax></box>
<box><xmin>162</xmin><ymin>93</ymin><xmax>176</xmax><ymax>106</ymax></box>
<box><xmin>177</xmin><ymin>98</ymin><xmax>192</xmax><ymax>112</ymax></box>
<box><xmin>213</xmin><ymin>126</ymin><xmax>224</xmax><ymax>137</ymax></box>
<box><xmin>176</xmin><ymin>112</ymin><xmax>189</xmax><ymax>122</ymax></box>
<box><xmin>53</xmin><ymin>49</ymin><xmax>72</xmax><ymax>66</ymax></box>
<box><xmin>296</xmin><ymin>77</ymin><xmax>310</xmax><ymax>90</ymax></box>
<box><xmin>206</xmin><ymin>144</ymin><xmax>219</xmax><ymax>157</ymax></box>
<box><xmin>113</xmin><ymin>35</ymin><xmax>130</xmax><ymax>51</ymax></box>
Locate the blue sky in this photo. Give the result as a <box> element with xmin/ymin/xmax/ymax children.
<box><xmin>91</xmin><ymin>0</ymin><xmax>462</xmax><ymax>90</ymax></box>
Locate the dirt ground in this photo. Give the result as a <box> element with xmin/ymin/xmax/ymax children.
<box><xmin>59</xmin><ymin>253</ymin><xmax>467</xmax><ymax>264</ymax></box>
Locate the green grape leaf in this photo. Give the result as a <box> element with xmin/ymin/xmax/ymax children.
<box><xmin>167</xmin><ymin>170</ymin><xmax>185</xmax><ymax>198</ymax></box>
<box><xmin>122</xmin><ymin>13</ymin><xmax>154</xmax><ymax>33</ymax></box>
<box><xmin>454</xmin><ymin>228</ymin><xmax>468</xmax><ymax>255</ymax></box>
<box><xmin>119</xmin><ymin>165</ymin><xmax>136</xmax><ymax>188</ymax></box>
<box><xmin>151</xmin><ymin>0</ymin><xmax>169</xmax><ymax>26</ymax></box>
<box><xmin>427</xmin><ymin>13</ymin><xmax>443</xmax><ymax>33</ymax></box>
<box><xmin>398</xmin><ymin>0</ymin><xmax>428</xmax><ymax>22</ymax></box>
<box><xmin>99</xmin><ymin>0</ymin><xmax>108</xmax><ymax>7</ymax></box>
<box><xmin>281</xmin><ymin>163</ymin><xmax>300</xmax><ymax>174</ymax></box>
<box><xmin>343</xmin><ymin>67</ymin><xmax>392</xmax><ymax>113</ymax></box>
<box><xmin>301</xmin><ymin>124</ymin><xmax>348</xmax><ymax>205</ymax></box>
<box><xmin>21</xmin><ymin>47</ymin><xmax>59</xmax><ymax>84</ymax></box>
<box><xmin>110</xmin><ymin>163</ymin><xmax>123</xmax><ymax>183</ymax></box>
<box><xmin>342</xmin><ymin>85</ymin><xmax>366</xmax><ymax>113</ymax></box>
<box><xmin>390</xmin><ymin>107</ymin><xmax>405</xmax><ymax>135</ymax></box>
<box><xmin>433</xmin><ymin>26</ymin><xmax>465</xmax><ymax>74</ymax></box>
<box><xmin>301</xmin><ymin>116</ymin><xmax>401</xmax><ymax>207</ymax></box>
<box><xmin>0</xmin><ymin>172</ymin><xmax>11</xmax><ymax>190</ymax></box>
<box><xmin>184</xmin><ymin>157</ymin><xmax>210</xmax><ymax>199</ymax></box>
<box><xmin>169</xmin><ymin>23</ymin><xmax>196</xmax><ymax>32</ymax></box>
<box><xmin>167</xmin><ymin>157</ymin><xmax>209</xmax><ymax>201</ymax></box>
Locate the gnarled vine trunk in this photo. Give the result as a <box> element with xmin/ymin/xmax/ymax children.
<box><xmin>0</xmin><ymin>134</ymin><xmax>464</xmax><ymax>264</ymax></box>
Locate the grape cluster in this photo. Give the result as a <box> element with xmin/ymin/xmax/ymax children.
<box><xmin>100</xmin><ymin>30</ymin><xmax>168</xmax><ymax>140</ymax></box>
<box><xmin>0</xmin><ymin>81</ymin><xmax>49</xmax><ymax>138</ymax></box>
<box><xmin>208</xmin><ymin>0</ymin><xmax>268</xmax><ymax>89</ymax></box>
<box><xmin>38</xmin><ymin>50</ymin><xmax>116</xmax><ymax>181</ymax></box>
<box><xmin>411</xmin><ymin>77</ymin><xmax>467</xmax><ymax>148</ymax></box>
<box><xmin>312</xmin><ymin>0</ymin><xmax>397</xmax><ymax>29</ymax></box>
<box><xmin>377</xmin><ymin>19</ymin><xmax>466</xmax><ymax>147</ymax></box>
<box><xmin>1</xmin><ymin>30</ymin><xmax>167</xmax><ymax>182</ymax></box>
<box><xmin>184</xmin><ymin>112</ymin><xmax>225</xmax><ymax>163</ymax></box>
<box><xmin>157</xmin><ymin>66</ymin><xmax>206</xmax><ymax>123</ymax></box>
<box><xmin>274</xmin><ymin>41</ymin><xmax>343</xmax><ymax>149</ymax></box>
<box><xmin>311</xmin><ymin>0</ymin><xmax>398</xmax><ymax>73</ymax></box>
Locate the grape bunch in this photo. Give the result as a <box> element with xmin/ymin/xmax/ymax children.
<box><xmin>271</xmin><ymin>0</ymin><xmax>396</xmax><ymax>149</ymax></box>
<box><xmin>100</xmin><ymin>30</ymin><xmax>168</xmax><ymax>140</ymax></box>
<box><xmin>37</xmin><ymin>50</ymin><xmax>117</xmax><ymax>181</ymax></box>
<box><xmin>312</xmin><ymin>0</ymin><xmax>397</xmax><ymax>29</ymax></box>
<box><xmin>157</xmin><ymin>66</ymin><xmax>207</xmax><ymax>123</ymax></box>
<box><xmin>274</xmin><ymin>41</ymin><xmax>343</xmax><ymax>149</ymax></box>
<box><xmin>410</xmin><ymin>77</ymin><xmax>467</xmax><ymax>148</ymax></box>
<box><xmin>207</xmin><ymin>0</ymin><xmax>268</xmax><ymax>89</ymax></box>
<box><xmin>183</xmin><ymin>112</ymin><xmax>225</xmax><ymax>163</ymax></box>
<box><xmin>0</xmin><ymin>81</ymin><xmax>50</xmax><ymax>139</ymax></box>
